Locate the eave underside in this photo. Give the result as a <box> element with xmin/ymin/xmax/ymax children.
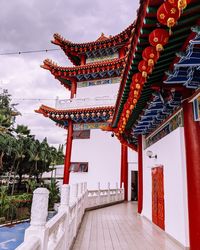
<box><xmin>36</xmin><ymin>105</ymin><xmax>115</xmax><ymax>128</ymax></box>
<box><xmin>112</xmin><ymin>0</ymin><xmax>200</xmax><ymax>147</ymax></box>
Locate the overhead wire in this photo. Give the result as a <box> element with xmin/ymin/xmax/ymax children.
<box><xmin>0</xmin><ymin>48</ymin><xmax>61</xmax><ymax>56</ymax></box>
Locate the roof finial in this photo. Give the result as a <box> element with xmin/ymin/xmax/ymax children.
<box><xmin>96</xmin><ymin>32</ymin><xmax>109</xmax><ymax>42</ymax></box>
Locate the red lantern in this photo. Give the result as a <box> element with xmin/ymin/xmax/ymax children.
<box><xmin>129</xmin><ymin>104</ymin><xmax>134</xmax><ymax>110</ymax></box>
<box><xmin>157</xmin><ymin>2</ymin><xmax>180</xmax><ymax>29</ymax></box>
<box><xmin>132</xmin><ymin>72</ymin><xmax>146</xmax><ymax>85</ymax></box>
<box><xmin>149</xmin><ymin>28</ymin><xmax>170</xmax><ymax>51</ymax></box>
<box><xmin>167</xmin><ymin>0</ymin><xmax>191</xmax><ymax>11</ymax></box>
<box><xmin>138</xmin><ymin>60</ymin><xmax>153</xmax><ymax>78</ymax></box>
<box><xmin>124</xmin><ymin>101</ymin><xmax>130</xmax><ymax>112</ymax></box>
<box><xmin>130</xmin><ymin>82</ymin><xmax>142</xmax><ymax>91</ymax></box>
<box><xmin>142</xmin><ymin>46</ymin><xmax>160</xmax><ymax>67</ymax></box>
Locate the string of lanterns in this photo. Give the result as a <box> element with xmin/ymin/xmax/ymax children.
<box><xmin>115</xmin><ymin>0</ymin><xmax>191</xmax><ymax>139</ymax></box>
<box><xmin>43</xmin><ymin>110</ymin><xmax>113</xmax><ymax>120</ymax></box>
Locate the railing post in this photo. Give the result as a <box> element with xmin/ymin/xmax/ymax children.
<box><xmin>84</xmin><ymin>182</ymin><xmax>88</xmax><ymax>209</ymax></box>
<box><xmin>70</xmin><ymin>183</ymin><xmax>78</xmax><ymax>203</ymax></box>
<box><xmin>80</xmin><ymin>183</ymin><xmax>84</xmax><ymax>216</ymax></box>
<box><xmin>116</xmin><ymin>182</ymin><xmax>119</xmax><ymax>201</ymax></box>
<box><xmin>57</xmin><ymin>185</ymin><xmax>70</xmax><ymax>250</ymax></box>
<box><xmin>23</xmin><ymin>188</ymin><xmax>49</xmax><ymax>250</ymax></box>
<box><xmin>97</xmin><ymin>182</ymin><xmax>101</xmax><ymax>205</ymax></box>
<box><xmin>78</xmin><ymin>183</ymin><xmax>82</xmax><ymax>198</ymax></box>
<box><xmin>59</xmin><ymin>184</ymin><xmax>70</xmax><ymax>211</ymax></box>
<box><xmin>73</xmin><ymin>184</ymin><xmax>79</xmax><ymax>238</ymax></box>
<box><xmin>81</xmin><ymin>183</ymin><xmax>84</xmax><ymax>196</ymax></box>
<box><xmin>107</xmin><ymin>182</ymin><xmax>111</xmax><ymax>203</ymax></box>
<box><xmin>122</xmin><ymin>182</ymin><xmax>125</xmax><ymax>200</ymax></box>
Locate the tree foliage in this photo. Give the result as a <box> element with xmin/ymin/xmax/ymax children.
<box><xmin>0</xmin><ymin>90</ymin><xmax>64</xmax><ymax>194</ymax></box>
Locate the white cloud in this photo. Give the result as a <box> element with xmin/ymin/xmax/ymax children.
<box><xmin>0</xmin><ymin>0</ymin><xmax>140</xmax><ymax>146</ymax></box>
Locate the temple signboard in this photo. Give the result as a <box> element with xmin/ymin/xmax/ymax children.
<box><xmin>73</xmin><ymin>122</ymin><xmax>108</xmax><ymax>131</ymax></box>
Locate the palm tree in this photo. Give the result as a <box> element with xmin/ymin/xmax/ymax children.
<box><xmin>0</xmin><ymin>186</ymin><xmax>9</xmax><ymax>219</ymax></box>
<box><xmin>11</xmin><ymin>137</ymin><xmax>27</xmax><ymax>195</ymax></box>
<box><xmin>27</xmin><ymin>139</ymin><xmax>42</xmax><ymax>182</ymax></box>
<box><xmin>15</xmin><ymin>124</ymin><xmax>31</xmax><ymax>137</ymax></box>
<box><xmin>0</xmin><ymin>133</ymin><xmax>13</xmax><ymax>170</ymax></box>
<box><xmin>48</xmin><ymin>145</ymin><xmax>64</xmax><ymax>177</ymax></box>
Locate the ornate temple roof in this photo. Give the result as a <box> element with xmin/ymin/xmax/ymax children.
<box><xmin>111</xmin><ymin>0</ymin><xmax>200</xmax><ymax>147</ymax></box>
<box><xmin>96</xmin><ymin>33</ymin><xmax>109</xmax><ymax>42</ymax></box>
<box><xmin>36</xmin><ymin>105</ymin><xmax>115</xmax><ymax>129</ymax></box>
<box><xmin>52</xmin><ymin>23</ymin><xmax>135</xmax><ymax>65</ymax></box>
<box><xmin>41</xmin><ymin>57</ymin><xmax>126</xmax><ymax>89</ymax></box>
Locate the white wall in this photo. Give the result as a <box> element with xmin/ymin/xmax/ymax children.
<box><xmin>76</xmin><ymin>82</ymin><xmax>120</xmax><ymax>99</ymax></box>
<box><xmin>69</xmin><ymin>129</ymin><xmax>121</xmax><ymax>190</ymax></box>
<box><xmin>142</xmin><ymin>128</ymin><xmax>189</xmax><ymax>247</ymax></box>
<box><xmin>128</xmin><ymin>148</ymin><xmax>138</xmax><ymax>201</ymax></box>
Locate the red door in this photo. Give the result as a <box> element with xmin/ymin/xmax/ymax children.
<box><xmin>152</xmin><ymin>166</ymin><xmax>165</xmax><ymax>230</ymax></box>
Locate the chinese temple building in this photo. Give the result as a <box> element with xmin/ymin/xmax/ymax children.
<box><xmin>36</xmin><ymin>0</ymin><xmax>200</xmax><ymax>249</ymax></box>
<box><xmin>36</xmin><ymin>22</ymin><xmax>137</xmax><ymax>198</ymax></box>
<box><xmin>109</xmin><ymin>0</ymin><xmax>200</xmax><ymax>249</ymax></box>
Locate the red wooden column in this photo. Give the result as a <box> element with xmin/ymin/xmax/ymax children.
<box><xmin>183</xmin><ymin>100</ymin><xmax>200</xmax><ymax>249</ymax></box>
<box><xmin>119</xmin><ymin>47</ymin><xmax>126</xmax><ymax>59</ymax></box>
<box><xmin>63</xmin><ymin>79</ymin><xmax>77</xmax><ymax>184</ymax></box>
<box><xmin>70</xmin><ymin>79</ymin><xmax>77</xmax><ymax>99</ymax></box>
<box><xmin>137</xmin><ymin>134</ymin><xmax>143</xmax><ymax>214</ymax></box>
<box><xmin>80</xmin><ymin>55</ymin><xmax>86</xmax><ymax>65</ymax></box>
<box><xmin>63</xmin><ymin>119</ymin><xmax>73</xmax><ymax>184</ymax></box>
<box><xmin>120</xmin><ymin>144</ymin><xmax>128</xmax><ymax>201</ymax></box>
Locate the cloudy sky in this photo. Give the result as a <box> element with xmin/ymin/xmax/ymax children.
<box><xmin>0</xmin><ymin>0</ymin><xmax>139</xmax><ymax>147</ymax></box>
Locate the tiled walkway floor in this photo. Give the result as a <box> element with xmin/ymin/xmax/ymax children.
<box><xmin>72</xmin><ymin>202</ymin><xmax>184</xmax><ymax>250</ymax></box>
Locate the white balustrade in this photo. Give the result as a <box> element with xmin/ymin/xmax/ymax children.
<box><xmin>16</xmin><ymin>182</ymin><xmax>124</xmax><ymax>250</ymax></box>
<box><xmin>55</xmin><ymin>96</ymin><xmax>116</xmax><ymax>110</ymax></box>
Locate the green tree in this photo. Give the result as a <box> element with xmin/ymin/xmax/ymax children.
<box><xmin>11</xmin><ymin>137</ymin><xmax>28</xmax><ymax>195</ymax></box>
<box><xmin>48</xmin><ymin>178</ymin><xmax>60</xmax><ymax>209</ymax></box>
<box><xmin>15</xmin><ymin>125</ymin><xmax>31</xmax><ymax>138</ymax></box>
<box><xmin>0</xmin><ymin>89</ymin><xmax>19</xmax><ymax>132</ymax></box>
<box><xmin>0</xmin><ymin>133</ymin><xmax>14</xmax><ymax>170</ymax></box>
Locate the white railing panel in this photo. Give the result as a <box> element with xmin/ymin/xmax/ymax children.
<box><xmin>55</xmin><ymin>96</ymin><xmax>116</xmax><ymax>110</ymax></box>
<box><xmin>17</xmin><ymin>182</ymin><xmax>124</xmax><ymax>250</ymax></box>
<box><xmin>16</xmin><ymin>237</ymin><xmax>41</xmax><ymax>250</ymax></box>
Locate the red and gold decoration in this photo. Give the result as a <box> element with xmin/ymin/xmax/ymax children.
<box><xmin>138</xmin><ymin>60</ymin><xmax>153</xmax><ymax>78</ymax></box>
<box><xmin>142</xmin><ymin>46</ymin><xmax>160</xmax><ymax>67</ymax></box>
<box><xmin>149</xmin><ymin>28</ymin><xmax>170</xmax><ymax>51</ymax></box>
<box><xmin>114</xmin><ymin>0</ymin><xmax>192</xmax><ymax>140</ymax></box>
<box><xmin>131</xmin><ymin>72</ymin><xmax>146</xmax><ymax>88</ymax></box>
<box><xmin>157</xmin><ymin>2</ymin><xmax>180</xmax><ymax>32</ymax></box>
<box><xmin>167</xmin><ymin>0</ymin><xmax>191</xmax><ymax>11</ymax></box>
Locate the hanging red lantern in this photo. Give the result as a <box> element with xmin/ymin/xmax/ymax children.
<box><xmin>130</xmin><ymin>82</ymin><xmax>142</xmax><ymax>91</ymax></box>
<box><xmin>132</xmin><ymin>72</ymin><xmax>146</xmax><ymax>85</ymax></box>
<box><xmin>142</xmin><ymin>46</ymin><xmax>160</xmax><ymax>67</ymax></box>
<box><xmin>138</xmin><ymin>60</ymin><xmax>153</xmax><ymax>78</ymax></box>
<box><xmin>157</xmin><ymin>2</ymin><xmax>180</xmax><ymax>30</ymax></box>
<box><xmin>167</xmin><ymin>0</ymin><xmax>191</xmax><ymax>11</ymax></box>
<box><xmin>149</xmin><ymin>28</ymin><xmax>170</xmax><ymax>51</ymax></box>
<box><xmin>132</xmin><ymin>98</ymin><xmax>137</xmax><ymax>105</ymax></box>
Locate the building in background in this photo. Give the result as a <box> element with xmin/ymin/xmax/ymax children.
<box><xmin>36</xmin><ymin>24</ymin><xmax>138</xmax><ymax>197</ymax></box>
<box><xmin>36</xmin><ymin>0</ymin><xmax>200</xmax><ymax>248</ymax></box>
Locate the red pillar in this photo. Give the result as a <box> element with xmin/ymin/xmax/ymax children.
<box><xmin>63</xmin><ymin>119</ymin><xmax>73</xmax><ymax>184</ymax></box>
<box><xmin>138</xmin><ymin>135</ymin><xmax>143</xmax><ymax>214</ymax></box>
<box><xmin>70</xmin><ymin>79</ymin><xmax>77</xmax><ymax>99</ymax></box>
<box><xmin>80</xmin><ymin>55</ymin><xmax>86</xmax><ymax>65</ymax></box>
<box><xmin>183</xmin><ymin>100</ymin><xmax>200</xmax><ymax>249</ymax></box>
<box><xmin>119</xmin><ymin>47</ymin><xmax>126</xmax><ymax>59</ymax></box>
<box><xmin>63</xmin><ymin>79</ymin><xmax>76</xmax><ymax>184</ymax></box>
<box><xmin>121</xmin><ymin>144</ymin><xmax>128</xmax><ymax>201</ymax></box>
